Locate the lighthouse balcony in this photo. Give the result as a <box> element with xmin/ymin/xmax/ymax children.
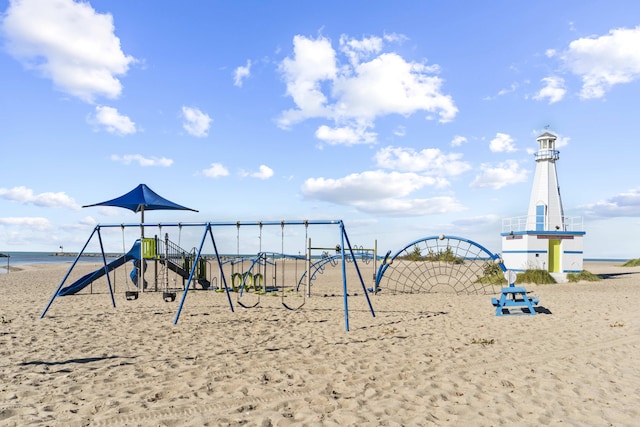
<box><xmin>502</xmin><ymin>215</ymin><xmax>584</xmax><ymax>233</ymax></box>
<box><xmin>534</xmin><ymin>149</ymin><xmax>559</xmax><ymax>161</ymax></box>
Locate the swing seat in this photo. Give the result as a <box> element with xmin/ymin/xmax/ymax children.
<box><xmin>163</xmin><ymin>291</ymin><xmax>177</xmax><ymax>302</ymax></box>
<box><xmin>125</xmin><ymin>291</ymin><xmax>139</xmax><ymax>300</ymax></box>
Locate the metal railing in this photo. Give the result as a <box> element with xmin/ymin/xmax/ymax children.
<box><xmin>502</xmin><ymin>215</ymin><xmax>583</xmax><ymax>233</ymax></box>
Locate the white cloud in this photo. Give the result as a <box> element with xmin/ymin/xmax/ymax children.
<box><xmin>110</xmin><ymin>154</ymin><xmax>173</xmax><ymax>167</ymax></box>
<box><xmin>533</xmin><ymin>76</ymin><xmax>566</xmax><ymax>104</ymax></box>
<box><xmin>561</xmin><ymin>26</ymin><xmax>640</xmax><ymax>99</ymax></box>
<box><xmin>374</xmin><ymin>146</ymin><xmax>471</xmax><ymax>178</ymax></box>
<box><xmin>234</xmin><ymin>60</ymin><xmax>251</xmax><ymax>87</ymax></box>
<box><xmin>583</xmin><ymin>188</ymin><xmax>640</xmax><ymax>218</ymax></box>
<box><xmin>202</xmin><ymin>163</ymin><xmax>229</xmax><ymax>178</ymax></box>
<box><xmin>1</xmin><ymin>0</ymin><xmax>135</xmax><ymax>102</ymax></box>
<box><xmin>355</xmin><ymin>196</ymin><xmax>465</xmax><ymax>217</ymax></box>
<box><xmin>315</xmin><ymin>124</ymin><xmax>377</xmax><ymax>145</ymax></box>
<box><xmin>278</xmin><ymin>35</ymin><xmax>337</xmax><ymax>126</ymax></box>
<box><xmin>0</xmin><ymin>186</ymin><xmax>80</xmax><ymax>209</ymax></box>
<box><xmin>555</xmin><ymin>134</ymin><xmax>570</xmax><ymax>148</ymax></box>
<box><xmin>339</xmin><ymin>34</ymin><xmax>384</xmax><ymax>65</ymax></box>
<box><xmin>301</xmin><ymin>170</ymin><xmax>464</xmax><ymax>216</ymax></box>
<box><xmin>278</xmin><ymin>34</ymin><xmax>457</xmax><ymax>144</ymax></box>
<box><xmin>489</xmin><ymin>133</ymin><xmax>517</xmax><ymax>153</ymax></box>
<box><xmin>393</xmin><ymin>126</ymin><xmax>406</xmax><ymax>137</ymax></box>
<box><xmin>181</xmin><ymin>106</ymin><xmax>212</xmax><ymax>137</ymax></box>
<box><xmin>302</xmin><ymin>170</ymin><xmax>439</xmax><ymax>203</ymax></box>
<box><xmin>0</xmin><ymin>217</ymin><xmax>51</xmax><ymax>231</ymax></box>
<box><xmin>451</xmin><ymin>135</ymin><xmax>468</xmax><ymax>147</ymax></box>
<box><xmin>93</xmin><ymin>105</ymin><xmax>136</xmax><ymax>135</ymax></box>
<box><xmin>250</xmin><ymin>165</ymin><xmax>274</xmax><ymax>180</ymax></box>
<box><xmin>470</xmin><ymin>160</ymin><xmax>529</xmax><ymax>189</ymax></box>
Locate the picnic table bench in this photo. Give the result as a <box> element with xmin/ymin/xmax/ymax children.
<box><xmin>491</xmin><ymin>285</ymin><xmax>539</xmax><ymax>316</ymax></box>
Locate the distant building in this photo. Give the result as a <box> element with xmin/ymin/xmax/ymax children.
<box><xmin>501</xmin><ymin>131</ymin><xmax>585</xmax><ymax>282</ymax></box>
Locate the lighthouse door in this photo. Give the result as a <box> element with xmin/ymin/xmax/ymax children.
<box><xmin>548</xmin><ymin>240</ymin><xmax>561</xmax><ymax>272</ymax></box>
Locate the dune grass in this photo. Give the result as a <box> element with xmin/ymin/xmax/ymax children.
<box><xmin>567</xmin><ymin>270</ymin><xmax>601</xmax><ymax>282</ymax></box>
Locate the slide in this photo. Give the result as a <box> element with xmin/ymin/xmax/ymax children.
<box><xmin>57</xmin><ymin>241</ymin><xmax>141</xmax><ymax>296</ymax></box>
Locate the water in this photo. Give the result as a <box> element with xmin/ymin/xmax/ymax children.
<box><xmin>0</xmin><ymin>252</ymin><xmax>116</xmax><ymax>273</ymax></box>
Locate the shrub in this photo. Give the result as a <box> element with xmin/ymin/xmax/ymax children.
<box><xmin>567</xmin><ymin>270</ymin><xmax>601</xmax><ymax>282</ymax></box>
<box><xmin>516</xmin><ymin>269</ymin><xmax>556</xmax><ymax>284</ymax></box>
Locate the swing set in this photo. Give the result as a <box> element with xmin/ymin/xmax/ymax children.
<box><xmin>40</xmin><ymin>219</ymin><xmax>376</xmax><ymax>331</ymax></box>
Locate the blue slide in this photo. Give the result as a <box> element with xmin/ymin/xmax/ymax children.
<box><xmin>57</xmin><ymin>241</ymin><xmax>141</xmax><ymax>296</ymax></box>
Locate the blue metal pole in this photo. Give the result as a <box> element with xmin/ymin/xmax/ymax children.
<box><xmin>97</xmin><ymin>227</ymin><xmax>116</xmax><ymax>308</ymax></box>
<box><xmin>341</xmin><ymin>223</ymin><xmax>375</xmax><ymax>319</ymax></box>
<box><xmin>173</xmin><ymin>223</ymin><xmax>210</xmax><ymax>325</ymax></box>
<box><xmin>340</xmin><ymin>222</ymin><xmax>349</xmax><ymax>332</ymax></box>
<box><xmin>208</xmin><ymin>225</ymin><xmax>235</xmax><ymax>313</ymax></box>
<box><xmin>40</xmin><ymin>225</ymin><xmax>98</xmax><ymax>318</ymax></box>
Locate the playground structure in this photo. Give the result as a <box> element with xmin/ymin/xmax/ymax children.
<box><xmin>374</xmin><ymin>234</ymin><xmax>540</xmax><ymax>315</ymax></box>
<box><xmin>41</xmin><ymin>220</ymin><xmax>376</xmax><ymax>331</ymax></box>
<box><xmin>375</xmin><ymin>235</ymin><xmax>507</xmax><ymax>295</ymax></box>
<box><xmin>55</xmin><ymin>234</ymin><xmax>212</xmax><ymax>302</ymax></box>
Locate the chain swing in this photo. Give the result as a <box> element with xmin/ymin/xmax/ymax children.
<box><xmin>236</xmin><ymin>222</ymin><xmax>260</xmax><ymax>308</ymax></box>
<box><xmin>281</xmin><ymin>220</ymin><xmax>306</xmax><ymax>310</ymax></box>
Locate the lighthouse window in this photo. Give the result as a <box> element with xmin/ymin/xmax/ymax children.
<box><xmin>542</xmin><ymin>141</ymin><xmax>548</xmax><ymax>148</ymax></box>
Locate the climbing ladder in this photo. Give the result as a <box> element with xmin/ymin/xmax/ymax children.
<box><xmin>152</xmin><ymin>234</ymin><xmax>212</xmax><ymax>301</ymax></box>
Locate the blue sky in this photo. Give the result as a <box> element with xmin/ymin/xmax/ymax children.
<box><xmin>1</xmin><ymin>0</ymin><xmax>639</xmax><ymax>258</ymax></box>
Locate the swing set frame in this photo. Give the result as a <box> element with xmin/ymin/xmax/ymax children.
<box><xmin>40</xmin><ymin>219</ymin><xmax>375</xmax><ymax>331</ymax></box>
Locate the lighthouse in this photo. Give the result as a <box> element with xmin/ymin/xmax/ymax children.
<box><xmin>501</xmin><ymin>131</ymin><xmax>585</xmax><ymax>281</ymax></box>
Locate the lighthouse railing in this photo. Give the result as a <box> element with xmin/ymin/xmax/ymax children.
<box><xmin>502</xmin><ymin>215</ymin><xmax>583</xmax><ymax>233</ymax></box>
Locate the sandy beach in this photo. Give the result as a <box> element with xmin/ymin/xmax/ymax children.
<box><xmin>1</xmin><ymin>261</ymin><xmax>640</xmax><ymax>426</ymax></box>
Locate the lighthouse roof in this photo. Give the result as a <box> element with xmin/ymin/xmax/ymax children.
<box><xmin>537</xmin><ymin>131</ymin><xmax>557</xmax><ymax>140</ymax></box>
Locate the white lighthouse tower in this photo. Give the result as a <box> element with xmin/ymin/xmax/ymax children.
<box><xmin>501</xmin><ymin>131</ymin><xmax>585</xmax><ymax>281</ymax></box>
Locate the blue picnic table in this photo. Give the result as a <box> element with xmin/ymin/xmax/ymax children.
<box><xmin>491</xmin><ymin>280</ymin><xmax>540</xmax><ymax>316</ymax></box>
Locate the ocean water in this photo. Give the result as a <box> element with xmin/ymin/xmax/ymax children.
<box><xmin>0</xmin><ymin>252</ymin><xmax>117</xmax><ymax>273</ymax></box>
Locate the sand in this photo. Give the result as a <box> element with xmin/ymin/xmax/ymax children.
<box><xmin>1</xmin><ymin>261</ymin><xmax>640</xmax><ymax>426</ymax></box>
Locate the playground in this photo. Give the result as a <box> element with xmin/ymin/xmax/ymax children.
<box><xmin>41</xmin><ymin>220</ymin><xmax>378</xmax><ymax>330</ymax></box>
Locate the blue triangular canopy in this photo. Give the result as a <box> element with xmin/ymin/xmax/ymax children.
<box><xmin>82</xmin><ymin>184</ymin><xmax>198</xmax><ymax>213</ymax></box>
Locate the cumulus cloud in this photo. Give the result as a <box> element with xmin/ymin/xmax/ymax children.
<box><xmin>300</xmin><ymin>170</ymin><xmax>466</xmax><ymax>216</ymax></box>
<box><xmin>0</xmin><ymin>216</ymin><xmax>52</xmax><ymax>230</ymax></box>
<box><xmin>315</xmin><ymin>124</ymin><xmax>377</xmax><ymax>146</ymax></box>
<box><xmin>533</xmin><ymin>76</ymin><xmax>566</xmax><ymax>104</ymax></box>
<box><xmin>0</xmin><ymin>186</ymin><xmax>79</xmax><ymax>209</ymax></box>
<box><xmin>561</xmin><ymin>26</ymin><xmax>640</xmax><ymax>99</ymax></box>
<box><xmin>92</xmin><ymin>105</ymin><xmax>136</xmax><ymax>135</ymax></box>
<box><xmin>278</xmin><ymin>34</ymin><xmax>457</xmax><ymax>145</ymax></box>
<box><xmin>489</xmin><ymin>133</ymin><xmax>517</xmax><ymax>153</ymax></box>
<box><xmin>241</xmin><ymin>165</ymin><xmax>274</xmax><ymax>180</ymax></box>
<box><xmin>110</xmin><ymin>154</ymin><xmax>173</xmax><ymax>167</ymax></box>
<box><xmin>583</xmin><ymin>188</ymin><xmax>640</xmax><ymax>218</ymax></box>
<box><xmin>470</xmin><ymin>160</ymin><xmax>528</xmax><ymax>189</ymax></box>
<box><xmin>374</xmin><ymin>146</ymin><xmax>471</xmax><ymax>178</ymax></box>
<box><xmin>249</xmin><ymin>165</ymin><xmax>274</xmax><ymax>180</ymax></box>
<box><xmin>201</xmin><ymin>163</ymin><xmax>229</xmax><ymax>178</ymax></box>
<box><xmin>181</xmin><ymin>106</ymin><xmax>212</xmax><ymax>137</ymax></box>
<box><xmin>450</xmin><ymin>135</ymin><xmax>468</xmax><ymax>147</ymax></box>
<box><xmin>302</xmin><ymin>171</ymin><xmax>439</xmax><ymax>203</ymax></box>
<box><xmin>354</xmin><ymin>196</ymin><xmax>465</xmax><ymax>217</ymax></box>
<box><xmin>1</xmin><ymin>0</ymin><xmax>135</xmax><ymax>102</ymax></box>
<box><xmin>234</xmin><ymin>60</ymin><xmax>251</xmax><ymax>87</ymax></box>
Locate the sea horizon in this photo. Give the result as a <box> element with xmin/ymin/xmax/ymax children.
<box><xmin>0</xmin><ymin>250</ymin><xmax>632</xmax><ymax>273</ymax></box>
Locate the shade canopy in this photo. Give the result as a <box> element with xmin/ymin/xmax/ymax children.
<box><xmin>82</xmin><ymin>184</ymin><xmax>198</xmax><ymax>217</ymax></box>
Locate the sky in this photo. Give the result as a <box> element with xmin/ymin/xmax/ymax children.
<box><xmin>1</xmin><ymin>0</ymin><xmax>640</xmax><ymax>258</ymax></box>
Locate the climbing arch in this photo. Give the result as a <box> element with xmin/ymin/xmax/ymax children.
<box><xmin>375</xmin><ymin>235</ymin><xmax>507</xmax><ymax>295</ymax></box>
